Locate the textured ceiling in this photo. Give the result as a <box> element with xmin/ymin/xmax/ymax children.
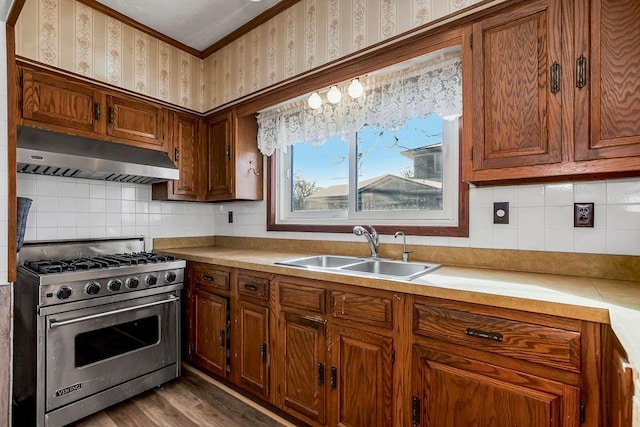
<box><xmin>95</xmin><ymin>0</ymin><xmax>282</xmax><ymax>51</ymax></box>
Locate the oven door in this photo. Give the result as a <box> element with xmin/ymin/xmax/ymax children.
<box><xmin>44</xmin><ymin>293</ymin><xmax>179</xmax><ymax>412</ymax></box>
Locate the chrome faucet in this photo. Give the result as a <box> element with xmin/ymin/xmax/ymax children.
<box><xmin>394</xmin><ymin>231</ymin><xmax>410</xmax><ymax>262</ymax></box>
<box><xmin>353</xmin><ymin>225</ymin><xmax>379</xmax><ymax>259</ymax></box>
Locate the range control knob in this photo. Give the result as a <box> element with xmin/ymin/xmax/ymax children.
<box><xmin>107</xmin><ymin>279</ymin><xmax>122</xmax><ymax>292</ymax></box>
<box><xmin>126</xmin><ymin>277</ymin><xmax>140</xmax><ymax>289</ymax></box>
<box><xmin>145</xmin><ymin>274</ymin><xmax>157</xmax><ymax>287</ymax></box>
<box><xmin>85</xmin><ymin>281</ymin><xmax>101</xmax><ymax>295</ymax></box>
<box><xmin>56</xmin><ymin>286</ymin><xmax>72</xmax><ymax>300</ymax></box>
<box><xmin>165</xmin><ymin>271</ymin><xmax>177</xmax><ymax>283</ymax></box>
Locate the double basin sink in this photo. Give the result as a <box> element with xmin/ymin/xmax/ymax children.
<box><xmin>275</xmin><ymin>255</ymin><xmax>440</xmax><ymax>281</ymax></box>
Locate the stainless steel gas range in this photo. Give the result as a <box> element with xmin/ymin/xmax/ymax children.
<box><xmin>13</xmin><ymin>237</ymin><xmax>185</xmax><ymax>427</ymax></box>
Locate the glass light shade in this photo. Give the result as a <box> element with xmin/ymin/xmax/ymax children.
<box><xmin>308</xmin><ymin>92</ymin><xmax>322</xmax><ymax>109</ymax></box>
<box><xmin>348</xmin><ymin>78</ymin><xmax>364</xmax><ymax>98</ymax></box>
<box><xmin>327</xmin><ymin>85</ymin><xmax>342</xmax><ymax>104</ymax></box>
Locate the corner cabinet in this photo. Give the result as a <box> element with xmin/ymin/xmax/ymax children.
<box><xmin>464</xmin><ymin>0</ymin><xmax>640</xmax><ymax>184</ymax></box>
<box><xmin>203</xmin><ymin>111</ymin><xmax>263</xmax><ymax>202</ymax></box>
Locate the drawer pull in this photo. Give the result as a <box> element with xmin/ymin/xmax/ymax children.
<box><xmin>465</xmin><ymin>327</ymin><xmax>503</xmax><ymax>342</ymax></box>
<box><xmin>330</xmin><ymin>366</ymin><xmax>337</xmax><ymax>391</ymax></box>
<box><xmin>260</xmin><ymin>343</ymin><xmax>267</xmax><ymax>364</ymax></box>
<box><xmin>201</xmin><ymin>274</ymin><xmax>213</xmax><ymax>281</ymax></box>
<box><xmin>244</xmin><ymin>284</ymin><xmax>259</xmax><ymax>291</ymax></box>
<box><xmin>318</xmin><ymin>362</ymin><xmax>325</xmax><ymax>387</ymax></box>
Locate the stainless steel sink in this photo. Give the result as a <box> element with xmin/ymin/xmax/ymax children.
<box><xmin>276</xmin><ymin>255</ymin><xmax>440</xmax><ymax>281</ymax></box>
<box><xmin>276</xmin><ymin>255</ymin><xmax>365</xmax><ymax>269</ymax></box>
<box><xmin>339</xmin><ymin>259</ymin><xmax>440</xmax><ymax>280</ymax></box>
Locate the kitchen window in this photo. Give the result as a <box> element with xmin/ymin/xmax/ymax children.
<box><xmin>259</xmin><ymin>44</ymin><xmax>468</xmax><ymax>236</ymax></box>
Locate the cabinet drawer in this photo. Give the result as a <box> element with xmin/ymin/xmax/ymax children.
<box><xmin>238</xmin><ymin>272</ymin><xmax>269</xmax><ymax>300</ymax></box>
<box><xmin>330</xmin><ymin>291</ymin><xmax>393</xmax><ymax>329</ymax></box>
<box><xmin>279</xmin><ymin>281</ymin><xmax>326</xmax><ymax>314</ymax></box>
<box><xmin>192</xmin><ymin>264</ymin><xmax>230</xmax><ymax>292</ymax></box>
<box><xmin>413</xmin><ymin>303</ymin><xmax>581</xmax><ymax>372</ymax></box>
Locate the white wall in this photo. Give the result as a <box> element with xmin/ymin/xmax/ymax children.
<box><xmin>213</xmin><ymin>177</ymin><xmax>640</xmax><ymax>256</ymax></box>
<box><xmin>1</xmin><ymin>22</ymin><xmax>9</xmax><ymax>283</ymax></box>
<box><xmin>17</xmin><ymin>175</ymin><xmax>216</xmax><ymax>251</ymax></box>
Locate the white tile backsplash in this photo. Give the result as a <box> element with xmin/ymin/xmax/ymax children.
<box><xmin>17</xmin><ymin>174</ymin><xmax>216</xmax><ymax>249</ymax></box>
<box><xmin>212</xmin><ymin>178</ymin><xmax>640</xmax><ymax>256</ymax></box>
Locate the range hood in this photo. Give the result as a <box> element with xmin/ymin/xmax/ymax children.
<box><xmin>17</xmin><ymin>126</ymin><xmax>179</xmax><ymax>184</ymax></box>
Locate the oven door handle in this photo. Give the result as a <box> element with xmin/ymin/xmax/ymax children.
<box><xmin>48</xmin><ymin>295</ymin><xmax>179</xmax><ymax>329</ymax></box>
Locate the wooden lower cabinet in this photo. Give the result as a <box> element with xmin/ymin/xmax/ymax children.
<box><xmin>234</xmin><ymin>299</ymin><xmax>270</xmax><ymax>399</ymax></box>
<box><xmin>412</xmin><ymin>345</ymin><xmax>580</xmax><ymax>426</ymax></box>
<box><xmin>279</xmin><ymin>312</ymin><xmax>327</xmax><ymax>425</ymax></box>
<box><xmin>190</xmin><ymin>290</ymin><xmax>228</xmax><ymax>378</ymax></box>
<box><xmin>328</xmin><ymin>324</ymin><xmax>393</xmax><ymax>427</ymax></box>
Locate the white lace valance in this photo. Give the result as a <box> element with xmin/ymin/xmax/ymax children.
<box><xmin>256</xmin><ymin>49</ymin><xmax>462</xmax><ymax>156</ymax></box>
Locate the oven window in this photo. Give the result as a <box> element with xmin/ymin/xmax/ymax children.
<box><xmin>75</xmin><ymin>316</ymin><xmax>160</xmax><ymax>367</ymax></box>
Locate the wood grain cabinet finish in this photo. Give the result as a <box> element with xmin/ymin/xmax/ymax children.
<box><xmin>153</xmin><ymin>112</ymin><xmax>200</xmax><ymax>201</ymax></box>
<box><xmin>470</xmin><ymin>0</ymin><xmax>564</xmax><ymax>174</ymax></box>
<box><xmin>411</xmin><ymin>345</ymin><xmax>580</xmax><ymax>427</ymax></box>
<box><xmin>203</xmin><ymin>111</ymin><xmax>263</xmax><ymax>202</ymax></box>
<box><xmin>330</xmin><ymin>290</ymin><xmax>393</xmax><ymax>329</ymax></box>
<box><xmin>190</xmin><ymin>290</ymin><xmax>229</xmax><ymax>378</ymax></box>
<box><xmin>279</xmin><ymin>280</ymin><xmax>326</xmax><ymax>314</ymax></box>
<box><xmin>235</xmin><ymin>299</ymin><xmax>270</xmax><ymax>400</ymax></box>
<box><xmin>607</xmin><ymin>333</ymin><xmax>633</xmax><ymax>427</ymax></box>
<box><xmin>413</xmin><ymin>302</ymin><xmax>581</xmax><ymax>372</ymax></box>
<box><xmin>106</xmin><ymin>94</ymin><xmax>167</xmax><ymax>150</ymax></box>
<box><xmin>192</xmin><ymin>263</ymin><xmax>230</xmax><ymax>293</ymax></box>
<box><xmin>279</xmin><ymin>312</ymin><xmax>327</xmax><ymax>425</ymax></box>
<box><xmin>21</xmin><ymin>68</ymin><xmax>103</xmax><ymax>134</ymax></box>
<box><xmin>574</xmin><ymin>0</ymin><xmax>640</xmax><ymax>161</ymax></box>
<box><xmin>328</xmin><ymin>324</ymin><xmax>393</xmax><ymax>427</ymax></box>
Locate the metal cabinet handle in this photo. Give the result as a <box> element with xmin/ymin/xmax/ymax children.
<box><xmin>225</xmin><ymin>146</ymin><xmax>231</xmax><ymax>161</ymax></box>
<box><xmin>201</xmin><ymin>274</ymin><xmax>213</xmax><ymax>281</ymax></box>
<box><xmin>576</xmin><ymin>54</ymin><xmax>588</xmax><ymax>89</ymax></box>
<box><xmin>219</xmin><ymin>329</ymin><xmax>225</xmax><ymax>348</ymax></box>
<box><xmin>93</xmin><ymin>102</ymin><xmax>101</xmax><ymax>120</ymax></box>
<box><xmin>412</xmin><ymin>396</ymin><xmax>421</xmax><ymax>426</ymax></box>
<box><xmin>550</xmin><ymin>62</ymin><xmax>561</xmax><ymax>94</ymax></box>
<box><xmin>465</xmin><ymin>327</ymin><xmax>504</xmax><ymax>342</ymax></box>
<box><xmin>330</xmin><ymin>366</ymin><xmax>337</xmax><ymax>391</ymax></box>
<box><xmin>48</xmin><ymin>296</ymin><xmax>178</xmax><ymax>329</ymax></box>
<box><xmin>260</xmin><ymin>343</ymin><xmax>267</xmax><ymax>364</ymax></box>
<box><xmin>318</xmin><ymin>363</ymin><xmax>325</xmax><ymax>387</ymax></box>
<box><xmin>244</xmin><ymin>284</ymin><xmax>258</xmax><ymax>291</ymax></box>
<box><xmin>108</xmin><ymin>107</ymin><xmax>115</xmax><ymax>124</ymax></box>
<box><xmin>174</xmin><ymin>147</ymin><xmax>180</xmax><ymax>162</ymax></box>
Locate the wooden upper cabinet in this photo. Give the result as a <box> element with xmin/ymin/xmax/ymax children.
<box><xmin>471</xmin><ymin>0</ymin><xmax>563</xmax><ymax>172</ymax></box>
<box><xmin>21</xmin><ymin>68</ymin><xmax>103</xmax><ymax>134</ymax></box>
<box><xmin>153</xmin><ymin>112</ymin><xmax>200</xmax><ymax>201</ymax></box>
<box><xmin>204</xmin><ymin>112</ymin><xmax>234</xmax><ymax>200</ymax></box>
<box><xmin>106</xmin><ymin>94</ymin><xmax>167</xmax><ymax>150</ymax></box>
<box><xmin>203</xmin><ymin>111</ymin><xmax>262</xmax><ymax>202</ymax></box>
<box><xmin>574</xmin><ymin>0</ymin><xmax>640</xmax><ymax>161</ymax></box>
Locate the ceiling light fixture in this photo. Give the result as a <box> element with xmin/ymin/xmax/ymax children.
<box><xmin>327</xmin><ymin>85</ymin><xmax>342</xmax><ymax>104</ymax></box>
<box><xmin>348</xmin><ymin>78</ymin><xmax>364</xmax><ymax>98</ymax></box>
<box><xmin>308</xmin><ymin>91</ymin><xmax>322</xmax><ymax>109</ymax></box>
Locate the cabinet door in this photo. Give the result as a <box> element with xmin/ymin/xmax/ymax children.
<box><xmin>328</xmin><ymin>325</ymin><xmax>393</xmax><ymax>427</ymax></box>
<box><xmin>412</xmin><ymin>345</ymin><xmax>579</xmax><ymax>427</ymax></box>
<box><xmin>236</xmin><ymin>299</ymin><xmax>269</xmax><ymax>399</ymax></box>
<box><xmin>191</xmin><ymin>290</ymin><xmax>228</xmax><ymax>377</ymax></box>
<box><xmin>203</xmin><ymin>113</ymin><xmax>233</xmax><ymax>200</ymax></box>
<box><xmin>21</xmin><ymin>69</ymin><xmax>103</xmax><ymax>133</ymax></box>
<box><xmin>574</xmin><ymin>0</ymin><xmax>640</xmax><ymax>161</ymax></box>
<box><xmin>471</xmin><ymin>0</ymin><xmax>563</xmax><ymax>172</ymax></box>
<box><xmin>170</xmin><ymin>112</ymin><xmax>199</xmax><ymax>199</ymax></box>
<box><xmin>279</xmin><ymin>312</ymin><xmax>327</xmax><ymax>425</ymax></box>
<box><xmin>106</xmin><ymin>95</ymin><xmax>166</xmax><ymax>150</ymax></box>
<box><xmin>609</xmin><ymin>336</ymin><xmax>633</xmax><ymax>427</ymax></box>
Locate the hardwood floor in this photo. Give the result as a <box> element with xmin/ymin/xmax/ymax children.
<box><xmin>73</xmin><ymin>365</ymin><xmax>298</xmax><ymax>427</ymax></box>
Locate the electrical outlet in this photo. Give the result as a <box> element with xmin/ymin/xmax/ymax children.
<box><xmin>493</xmin><ymin>202</ymin><xmax>509</xmax><ymax>224</ymax></box>
<box><xmin>574</xmin><ymin>203</ymin><xmax>594</xmax><ymax>227</ymax></box>
<box><xmin>228</xmin><ymin>211</ymin><xmax>234</xmax><ymax>224</ymax></box>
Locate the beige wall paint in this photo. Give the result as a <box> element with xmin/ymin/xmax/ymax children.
<box><xmin>203</xmin><ymin>0</ymin><xmax>486</xmax><ymax>110</ymax></box>
<box><xmin>14</xmin><ymin>0</ymin><xmax>204</xmax><ymax>111</ymax></box>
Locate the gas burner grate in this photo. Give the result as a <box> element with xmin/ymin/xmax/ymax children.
<box><xmin>23</xmin><ymin>252</ymin><xmax>176</xmax><ymax>275</ymax></box>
